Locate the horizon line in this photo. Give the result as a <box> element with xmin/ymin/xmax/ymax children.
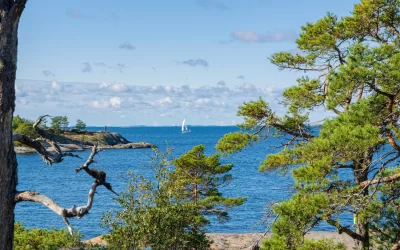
<box><xmin>84</xmin><ymin>125</ymin><xmax>238</xmax><ymax>127</ymax></box>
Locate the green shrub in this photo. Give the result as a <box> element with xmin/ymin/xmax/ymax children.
<box><xmin>14</xmin><ymin>222</ymin><xmax>84</xmax><ymax>250</ymax></box>
<box><xmin>262</xmin><ymin>236</ymin><xmax>346</xmax><ymax>250</ymax></box>
<box><xmin>12</xmin><ymin>115</ymin><xmax>40</xmax><ymax>139</ymax></box>
<box><xmin>101</xmin><ymin>147</ymin><xmax>211</xmax><ymax>250</ymax></box>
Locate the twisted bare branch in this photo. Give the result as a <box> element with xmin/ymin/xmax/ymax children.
<box><xmin>13</xmin><ymin>115</ymin><xmax>81</xmax><ymax>165</ymax></box>
<box><xmin>14</xmin><ymin>145</ymin><xmax>118</xmax><ymax>235</ymax></box>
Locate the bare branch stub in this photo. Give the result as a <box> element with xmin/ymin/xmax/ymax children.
<box><xmin>76</xmin><ymin>145</ymin><xmax>119</xmax><ymax>196</ymax></box>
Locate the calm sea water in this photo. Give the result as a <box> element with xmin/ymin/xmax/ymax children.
<box><xmin>15</xmin><ymin>126</ymin><xmax>346</xmax><ymax>239</ymax></box>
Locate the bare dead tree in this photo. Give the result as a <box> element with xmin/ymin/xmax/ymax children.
<box><xmin>12</xmin><ymin>116</ymin><xmax>118</xmax><ymax>235</ymax></box>
<box><xmin>14</xmin><ymin>144</ymin><xmax>118</xmax><ymax>235</ymax></box>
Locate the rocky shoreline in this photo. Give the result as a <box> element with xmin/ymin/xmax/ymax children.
<box><xmin>14</xmin><ymin>141</ymin><xmax>154</xmax><ymax>154</ymax></box>
<box><xmin>83</xmin><ymin>232</ymin><xmax>357</xmax><ymax>249</ymax></box>
<box><xmin>14</xmin><ymin>131</ymin><xmax>154</xmax><ymax>154</ymax></box>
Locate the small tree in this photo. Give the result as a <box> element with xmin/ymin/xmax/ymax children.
<box><xmin>75</xmin><ymin>119</ymin><xmax>86</xmax><ymax>132</ymax></box>
<box><xmin>170</xmin><ymin>144</ymin><xmax>246</xmax><ymax>222</ymax></box>
<box><xmin>50</xmin><ymin>116</ymin><xmax>63</xmax><ymax>134</ymax></box>
<box><xmin>61</xmin><ymin>116</ymin><xmax>69</xmax><ymax>132</ymax></box>
<box><xmin>102</xmin><ymin>147</ymin><xmax>210</xmax><ymax>250</ymax></box>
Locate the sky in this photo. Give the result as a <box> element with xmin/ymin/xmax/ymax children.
<box><xmin>15</xmin><ymin>0</ymin><xmax>360</xmax><ymax>126</ymax></box>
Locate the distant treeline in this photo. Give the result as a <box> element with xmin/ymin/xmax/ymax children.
<box><xmin>13</xmin><ymin>115</ymin><xmax>87</xmax><ymax>137</ymax></box>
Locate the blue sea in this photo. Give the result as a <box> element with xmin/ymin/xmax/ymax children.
<box><xmin>15</xmin><ymin>126</ymin><xmax>347</xmax><ymax>239</ymax></box>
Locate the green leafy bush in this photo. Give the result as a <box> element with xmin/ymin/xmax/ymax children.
<box><xmin>12</xmin><ymin>115</ymin><xmax>39</xmax><ymax>139</ymax></box>
<box><xmin>14</xmin><ymin>222</ymin><xmax>83</xmax><ymax>250</ymax></box>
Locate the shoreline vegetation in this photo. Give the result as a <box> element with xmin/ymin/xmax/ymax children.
<box><xmin>84</xmin><ymin>232</ymin><xmax>356</xmax><ymax>249</ymax></box>
<box><xmin>13</xmin><ymin>115</ymin><xmax>154</xmax><ymax>154</ymax></box>
<box><xmin>14</xmin><ymin>131</ymin><xmax>154</xmax><ymax>154</ymax></box>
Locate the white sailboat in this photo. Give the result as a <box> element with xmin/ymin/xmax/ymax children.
<box><xmin>181</xmin><ymin>118</ymin><xmax>191</xmax><ymax>133</ymax></box>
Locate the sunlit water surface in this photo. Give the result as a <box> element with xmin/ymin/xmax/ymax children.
<box><xmin>15</xmin><ymin>126</ymin><xmax>349</xmax><ymax>239</ymax></box>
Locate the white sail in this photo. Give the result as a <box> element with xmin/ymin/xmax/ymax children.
<box><xmin>181</xmin><ymin>118</ymin><xmax>190</xmax><ymax>133</ymax></box>
<box><xmin>182</xmin><ymin>118</ymin><xmax>186</xmax><ymax>132</ymax></box>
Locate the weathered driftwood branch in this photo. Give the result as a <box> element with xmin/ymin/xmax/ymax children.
<box><xmin>15</xmin><ymin>145</ymin><xmax>117</xmax><ymax>235</ymax></box>
<box><xmin>76</xmin><ymin>146</ymin><xmax>118</xmax><ymax>196</ymax></box>
<box><xmin>14</xmin><ymin>182</ymin><xmax>100</xmax><ymax>235</ymax></box>
<box><xmin>13</xmin><ymin>115</ymin><xmax>81</xmax><ymax>165</ymax></box>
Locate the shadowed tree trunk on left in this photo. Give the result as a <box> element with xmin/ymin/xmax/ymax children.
<box><xmin>0</xmin><ymin>1</ymin><xmax>27</xmax><ymax>249</ymax></box>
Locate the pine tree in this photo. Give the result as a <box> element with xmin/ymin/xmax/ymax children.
<box><xmin>217</xmin><ymin>0</ymin><xmax>400</xmax><ymax>249</ymax></box>
<box><xmin>102</xmin><ymin>147</ymin><xmax>210</xmax><ymax>250</ymax></box>
<box><xmin>75</xmin><ymin>119</ymin><xmax>86</xmax><ymax>131</ymax></box>
<box><xmin>170</xmin><ymin>144</ymin><xmax>246</xmax><ymax>222</ymax></box>
<box><xmin>50</xmin><ymin>116</ymin><xmax>63</xmax><ymax>134</ymax></box>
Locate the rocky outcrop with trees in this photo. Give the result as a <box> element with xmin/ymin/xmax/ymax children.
<box><xmin>13</xmin><ymin>115</ymin><xmax>153</xmax><ymax>154</ymax></box>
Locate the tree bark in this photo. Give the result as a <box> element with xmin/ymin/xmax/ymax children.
<box><xmin>0</xmin><ymin>1</ymin><xmax>27</xmax><ymax>249</ymax></box>
<box><xmin>353</xmin><ymin>154</ymin><xmax>371</xmax><ymax>250</ymax></box>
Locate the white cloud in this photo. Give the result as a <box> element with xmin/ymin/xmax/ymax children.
<box><xmin>90</xmin><ymin>100</ymin><xmax>110</xmax><ymax>109</ymax></box>
<box><xmin>110</xmin><ymin>97</ymin><xmax>121</xmax><ymax>108</ymax></box>
<box><xmin>51</xmin><ymin>81</ymin><xmax>64</xmax><ymax>92</ymax></box>
<box><xmin>154</xmin><ymin>96</ymin><xmax>180</xmax><ymax>109</ymax></box>
<box><xmin>195</xmin><ymin>98</ymin><xmax>211</xmax><ymax>105</ymax></box>
<box><xmin>15</xmin><ymin>79</ymin><xmax>289</xmax><ymax>125</ymax></box>
<box><xmin>100</xmin><ymin>82</ymin><xmax>130</xmax><ymax>93</ymax></box>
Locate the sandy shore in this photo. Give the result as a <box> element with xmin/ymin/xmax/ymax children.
<box><xmin>84</xmin><ymin>232</ymin><xmax>358</xmax><ymax>249</ymax></box>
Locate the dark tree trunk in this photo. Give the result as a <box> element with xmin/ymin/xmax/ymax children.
<box><xmin>354</xmin><ymin>152</ymin><xmax>372</xmax><ymax>250</ymax></box>
<box><xmin>0</xmin><ymin>1</ymin><xmax>27</xmax><ymax>249</ymax></box>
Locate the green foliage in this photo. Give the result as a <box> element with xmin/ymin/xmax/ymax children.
<box><xmin>50</xmin><ymin>116</ymin><xmax>62</xmax><ymax>134</ymax></box>
<box><xmin>297</xmin><ymin>239</ymin><xmax>346</xmax><ymax>250</ymax></box>
<box><xmin>13</xmin><ymin>222</ymin><xmax>83</xmax><ymax>250</ymax></box>
<box><xmin>216</xmin><ymin>132</ymin><xmax>258</xmax><ymax>155</ymax></box>
<box><xmin>237</xmin><ymin>97</ymin><xmax>273</xmax><ymax>130</ymax></box>
<box><xmin>282</xmin><ymin>77</ymin><xmax>325</xmax><ymax>112</ymax></box>
<box><xmin>51</xmin><ymin>116</ymin><xmax>69</xmax><ymax>134</ymax></box>
<box><xmin>101</xmin><ymin>147</ymin><xmax>210</xmax><ymax>250</ymax></box>
<box><xmin>218</xmin><ymin>0</ymin><xmax>400</xmax><ymax>249</ymax></box>
<box><xmin>170</xmin><ymin>144</ymin><xmax>246</xmax><ymax>222</ymax></box>
<box><xmin>262</xmin><ymin>236</ymin><xmax>346</xmax><ymax>250</ymax></box>
<box><xmin>12</xmin><ymin>115</ymin><xmax>39</xmax><ymax>139</ymax></box>
<box><xmin>61</xmin><ymin>116</ymin><xmax>69</xmax><ymax>132</ymax></box>
<box><xmin>75</xmin><ymin>119</ymin><xmax>87</xmax><ymax>131</ymax></box>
